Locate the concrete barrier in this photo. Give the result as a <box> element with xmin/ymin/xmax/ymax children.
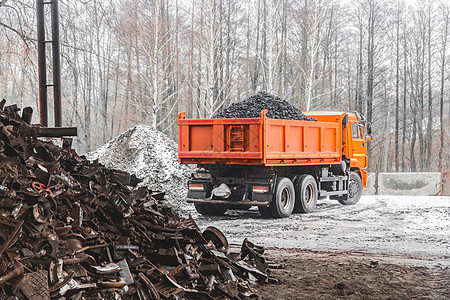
<box><xmin>363</xmin><ymin>172</ymin><xmax>377</xmax><ymax>195</ymax></box>
<box><xmin>377</xmin><ymin>172</ymin><xmax>442</xmax><ymax>196</ymax></box>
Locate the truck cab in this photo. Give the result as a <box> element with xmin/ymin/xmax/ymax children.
<box><xmin>303</xmin><ymin>111</ymin><xmax>372</xmax><ymax>188</ymax></box>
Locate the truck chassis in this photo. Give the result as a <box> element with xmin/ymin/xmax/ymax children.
<box><xmin>187</xmin><ymin>163</ymin><xmax>362</xmax><ymax>218</ymax></box>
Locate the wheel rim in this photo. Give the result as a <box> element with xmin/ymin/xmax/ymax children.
<box><xmin>304</xmin><ymin>183</ymin><xmax>313</xmax><ymax>204</ymax></box>
<box><xmin>348</xmin><ymin>179</ymin><xmax>359</xmax><ymax>198</ymax></box>
<box><xmin>280</xmin><ymin>186</ymin><xmax>292</xmax><ymax>209</ymax></box>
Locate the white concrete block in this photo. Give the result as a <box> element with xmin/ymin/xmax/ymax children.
<box><xmin>378</xmin><ymin>172</ymin><xmax>441</xmax><ymax>196</ymax></box>
<box><xmin>363</xmin><ymin>172</ymin><xmax>376</xmax><ymax>195</ymax></box>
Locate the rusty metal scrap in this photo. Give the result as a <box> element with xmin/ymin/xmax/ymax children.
<box><xmin>0</xmin><ymin>101</ymin><xmax>274</xmax><ymax>299</ymax></box>
<box><xmin>203</xmin><ymin>226</ymin><xmax>229</xmax><ymax>254</ymax></box>
<box><xmin>20</xmin><ymin>270</ymin><xmax>50</xmax><ymax>300</ymax></box>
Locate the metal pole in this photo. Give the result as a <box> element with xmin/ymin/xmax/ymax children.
<box><xmin>51</xmin><ymin>0</ymin><xmax>62</xmax><ymax>127</ymax></box>
<box><xmin>36</xmin><ymin>0</ymin><xmax>48</xmax><ymax>127</ymax></box>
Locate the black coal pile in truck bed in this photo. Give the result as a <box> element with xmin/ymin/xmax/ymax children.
<box><xmin>214</xmin><ymin>91</ymin><xmax>315</xmax><ymax>121</ymax></box>
<box><xmin>0</xmin><ymin>101</ymin><xmax>275</xmax><ymax>299</ymax></box>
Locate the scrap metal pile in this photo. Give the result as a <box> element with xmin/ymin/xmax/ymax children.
<box><xmin>0</xmin><ymin>102</ymin><xmax>273</xmax><ymax>299</ymax></box>
<box><xmin>213</xmin><ymin>91</ymin><xmax>315</xmax><ymax>121</ymax></box>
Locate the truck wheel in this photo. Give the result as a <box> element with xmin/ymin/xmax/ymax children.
<box><xmin>206</xmin><ymin>204</ymin><xmax>228</xmax><ymax>215</ymax></box>
<box><xmin>338</xmin><ymin>171</ymin><xmax>362</xmax><ymax>205</ymax></box>
<box><xmin>269</xmin><ymin>177</ymin><xmax>295</xmax><ymax>218</ymax></box>
<box><xmin>194</xmin><ymin>203</ymin><xmax>228</xmax><ymax>216</ymax></box>
<box><xmin>294</xmin><ymin>174</ymin><xmax>318</xmax><ymax>213</ymax></box>
<box><xmin>258</xmin><ymin>206</ymin><xmax>272</xmax><ymax>218</ymax></box>
<box><xmin>194</xmin><ymin>203</ymin><xmax>209</xmax><ymax>215</ymax></box>
<box><xmin>230</xmin><ymin>204</ymin><xmax>251</xmax><ymax>211</ymax></box>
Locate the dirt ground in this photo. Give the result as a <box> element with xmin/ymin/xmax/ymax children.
<box><xmin>171</xmin><ymin>195</ymin><xmax>450</xmax><ymax>298</ymax></box>
<box><xmin>256</xmin><ymin>248</ymin><xmax>450</xmax><ymax>299</ymax></box>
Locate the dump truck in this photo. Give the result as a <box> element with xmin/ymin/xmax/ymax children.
<box><xmin>177</xmin><ymin>110</ymin><xmax>372</xmax><ymax>218</ymax></box>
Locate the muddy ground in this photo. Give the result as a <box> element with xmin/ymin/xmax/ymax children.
<box><xmin>173</xmin><ymin>195</ymin><xmax>450</xmax><ymax>298</ymax></box>
<box><xmin>256</xmin><ymin>248</ymin><xmax>450</xmax><ymax>299</ymax></box>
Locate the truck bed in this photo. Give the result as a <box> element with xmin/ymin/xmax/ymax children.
<box><xmin>178</xmin><ymin>110</ymin><xmax>342</xmax><ymax>166</ymax></box>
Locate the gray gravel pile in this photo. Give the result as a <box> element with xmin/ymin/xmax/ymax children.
<box><xmin>87</xmin><ymin>125</ymin><xmax>195</xmax><ymax>204</ymax></box>
<box><xmin>213</xmin><ymin>91</ymin><xmax>315</xmax><ymax>121</ymax></box>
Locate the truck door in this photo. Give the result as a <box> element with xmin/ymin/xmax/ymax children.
<box><xmin>350</xmin><ymin>122</ymin><xmax>367</xmax><ymax>169</ymax></box>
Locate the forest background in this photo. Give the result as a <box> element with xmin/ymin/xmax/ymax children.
<box><xmin>1</xmin><ymin>0</ymin><xmax>450</xmax><ymax>174</ymax></box>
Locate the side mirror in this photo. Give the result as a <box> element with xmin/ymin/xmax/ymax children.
<box><xmin>365</xmin><ymin>123</ymin><xmax>373</xmax><ymax>141</ymax></box>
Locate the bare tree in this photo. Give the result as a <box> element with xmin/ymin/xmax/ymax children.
<box><xmin>438</xmin><ymin>1</ymin><xmax>449</xmax><ymax>172</ymax></box>
<box><xmin>2</xmin><ymin>0</ymin><xmax>450</xmax><ymax>172</ymax></box>
<box><xmin>394</xmin><ymin>1</ymin><xmax>403</xmax><ymax>172</ymax></box>
<box><xmin>294</xmin><ymin>0</ymin><xmax>330</xmax><ymax>110</ymax></box>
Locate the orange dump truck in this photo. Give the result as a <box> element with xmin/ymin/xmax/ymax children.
<box><xmin>178</xmin><ymin>110</ymin><xmax>372</xmax><ymax>218</ymax></box>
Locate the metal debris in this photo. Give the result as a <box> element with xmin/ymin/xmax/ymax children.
<box><xmin>0</xmin><ymin>101</ymin><xmax>274</xmax><ymax>299</ymax></box>
<box><xmin>203</xmin><ymin>226</ymin><xmax>229</xmax><ymax>254</ymax></box>
<box><xmin>20</xmin><ymin>270</ymin><xmax>50</xmax><ymax>300</ymax></box>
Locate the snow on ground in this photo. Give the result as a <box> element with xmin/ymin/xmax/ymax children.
<box><xmin>188</xmin><ymin>195</ymin><xmax>450</xmax><ymax>267</ymax></box>
<box><xmin>87</xmin><ymin>125</ymin><xmax>195</xmax><ymax>203</ymax></box>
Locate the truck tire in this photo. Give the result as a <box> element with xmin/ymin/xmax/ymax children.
<box><xmin>293</xmin><ymin>174</ymin><xmax>318</xmax><ymax>213</ymax></box>
<box><xmin>194</xmin><ymin>203</ymin><xmax>209</xmax><ymax>215</ymax></box>
<box><xmin>206</xmin><ymin>203</ymin><xmax>229</xmax><ymax>215</ymax></box>
<box><xmin>230</xmin><ymin>204</ymin><xmax>251</xmax><ymax>210</ymax></box>
<box><xmin>337</xmin><ymin>171</ymin><xmax>362</xmax><ymax>205</ymax></box>
<box><xmin>258</xmin><ymin>206</ymin><xmax>272</xmax><ymax>218</ymax></box>
<box><xmin>269</xmin><ymin>177</ymin><xmax>295</xmax><ymax>218</ymax></box>
<box><xmin>194</xmin><ymin>203</ymin><xmax>228</xmax><ymax>216</ymax></box>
